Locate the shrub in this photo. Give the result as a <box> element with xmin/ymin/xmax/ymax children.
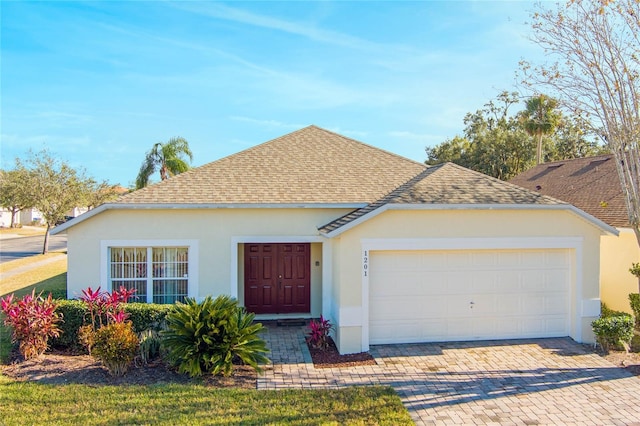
<box><xmin>592</xmin><ymin>313</ymin><xmax>634</xmax><ymax>352</ymax></box>
<box><xmin>162</xmin><ymin>295</ymin><xmax>270</xmax><ymax>377</ymax></box>
<box><xmin>629</xmin><ymin>294</ymin><xmax>640</xmax><ymax>329</ymax></box>
<box><xmin>92</xmin><ymin>321</ymin><xmax>139</xmax><ymax>376</ymax></box>
<box><xmin>51</xmin><ymin>300</ymin><xmax>86</xmax><ymax>350</ymax></box>
<box><xmin>138</xmin><ymin>329</ymin><xmax>163</xmax><ymax>365</ymax></box>
<box><xmin>52</xmin><ymin>300</ymin><xmax>172</xmax><ymax>350</ymax></box>
<box><xmin>0</xmin><ymin>290</ymin><xmax>62</xmax><ymax>360</ymax></box>
<box><xmin>630</xmin><ymin>263</ymin><xmax>640</xmax><ymax>279</ymax></box>
<box><xmin>307</xmin><ymin>315</ymin><xmax>333</xmax><ymax>350</ymax></box>
<box><xmin>125</xmin><ymin>303</ymin><xmax>172</xmax><ymax>333</ymax></box>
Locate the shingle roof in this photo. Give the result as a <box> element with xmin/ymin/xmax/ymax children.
<box><xmin>319</xmin><ymin>162</ymin><xmax>566</xmax><ymax>234</ymax></box>
<box><xmin>509</xmin><ymin>154</ymin><xmax>630</xmax><ymax>228</ymax></box>
<box><xmin>117</xmin><ymin>125</ymin><xmax>426</xmax><ymax>205</ymax></box>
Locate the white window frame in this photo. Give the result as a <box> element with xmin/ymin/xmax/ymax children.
<box><xmin>101</xmin><ymin>239</ymin><xmax>198</xmax><ymax>303</ymax></box>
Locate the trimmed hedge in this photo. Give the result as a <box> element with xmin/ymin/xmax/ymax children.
<box><xmin>592</xmin><ymin>313</ymin><xmax>634</xmax><ymax>352</ymax></box>
<box><xmin>51</xmin><ymin>301</ymin><xmax>173</xmax><ymax>350</ymax></box>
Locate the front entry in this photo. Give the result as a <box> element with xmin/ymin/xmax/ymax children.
<box><xmin>244</xmin><ymin>243</ymin><xmax>311</xmax><ymax>314</ymax></box>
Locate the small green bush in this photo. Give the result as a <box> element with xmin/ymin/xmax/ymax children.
<box><xmin>138</xmin><ymin>329</ymin><xmax>163</xmax><ymax>364</ymax></box>
<box><xmin>601</xmin><ymin>302</ymin><xmax>628</xmax><ymax>318</ymax></box>
<box><xmin>92</xmin><ymin>321</ymin><xmax>139</xmax><ymax>376</ymax></box>
<box><xmin>629</xmin><ymin>294</ymin><xmax>640</xmax><ymax>328</ymax></box>
<box><xmin>162</xmin><ymin>295</ymin><xmax>270</xmax><ymax>377</ymax></box>
<box><xmin>592</xmin><ymin>313</ymin><xmax>634</xmax><ymax>352</ymax></box>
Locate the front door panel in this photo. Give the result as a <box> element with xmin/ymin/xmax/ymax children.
<box><xmin>244</xmin><ymin>243</ymin><xmax>310</xmax><ymax>314</ymax></box>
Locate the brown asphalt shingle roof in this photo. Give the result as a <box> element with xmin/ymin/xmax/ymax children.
<box><xmin>319</xmin><ymin>162</ymin><xmax>566</xmax><ymax>234</ymax></box>
<box><xmin>117</xmin><ymin>125</ymin><xmax>426</xmax><ymax>205</ymax></box>
<box><xmin>509</xmin><ymin>154</ymin><xmax>630</xmax><ymax>228</ymax></box>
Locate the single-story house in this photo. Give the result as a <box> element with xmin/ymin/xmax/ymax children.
<box><xmin>510</xmin><ymin>154</ymin><xmax>640</xmax><ymax>314</ymax></box>
<box><xmin>53</xmin><ymin>126</ymin><xmax>616</xmax><ymax>354</ymax></box>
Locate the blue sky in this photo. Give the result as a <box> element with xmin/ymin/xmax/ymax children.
<box><xmin>1</xmin><ymin>1</ymin><xmax>544</xmax><ymax>188</ymax></box>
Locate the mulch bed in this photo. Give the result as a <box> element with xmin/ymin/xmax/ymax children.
<box><xmin>1</xmin><ymin>336</ymin><xmax>377</xmax><ymax>387</ymax></box>
<box><xmin>306</xmin><ymin>337</ymin><xmax>376</xmax><ymax>368</ymax></box>
<box><xmin>0</xmin><ymin>348</ymin><xmax>256</xmax><ymax>388</ymax></box>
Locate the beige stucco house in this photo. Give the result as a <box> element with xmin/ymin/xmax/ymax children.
<box><xmin>511</xmin><ymin>154</ymin><xmax>640</xmax><ymax>314</ymax></box>
<box><xmin>53</xmin><ymin>126</ymin><xmax>616</xmax><ymax>354</ymax></box>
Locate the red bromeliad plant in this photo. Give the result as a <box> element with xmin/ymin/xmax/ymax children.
<box><xmin>307</xmin><ymin>315</ymin><xmax>333</xmax><ymax>350</ymax></box>
<box><xmin>0</xmin><ymin>290</ymin><xmax>62</xmax><ymax>360</ymax></box>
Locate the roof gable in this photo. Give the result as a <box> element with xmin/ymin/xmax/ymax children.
<box><xmin>319</xmin><ymin>162</ymin><xmax>567</xmax><ymax>235</ymax></box>
<box><xmin>509</xmin><ymin>155</ymin><xmax>629</xmax><ymax>228</ymax></box>
<box><xmin>117</xmin><ymin>125</ymin><xmax>426</xmax><ymax>205</ymax></box>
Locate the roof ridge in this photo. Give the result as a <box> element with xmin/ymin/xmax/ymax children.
<box><xmin>534</xmin><ymin>153</ymin><xmax>614</xmax><ymax>167</ymax></box>
<box><xmin>307</xmin><ymin>125</ymin><xmax>428</xmax><ymax>168</ymax></box>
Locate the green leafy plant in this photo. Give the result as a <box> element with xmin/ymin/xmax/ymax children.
<box><xmin>0</xmin><ymin>290</ymin><xmax>62</xmax><ymax>360</ymax></box>
<box><xmin>307</xmin><ymin>315</ymin><xmax>333</xmax><ymax>350</ymax></box>
<box><xmin>92</xmin><ymin>321</ymin><xmax>139</xmax><ymax>376</ymax></box>
<box><xmin>629</xmin><ymin>294</ymin><xmax>640</xmax><ymax>329</ymax></box>
<box><xmin>630</xmin><ymin>263</ymin><xmax>640</xmax><ymax>279</ymax></box>
<box><xmin>138</xmin><ymin>329</ymin><xmax>162</xmax><ymax>365</ymax></box>
<box><xmin>592</xmin><ymin>313</ymin><xmax>634</xmax><ymax>352</ymax></box>
<box><xmin>162</xmin><ymin>295</ymin><xmax>269</xmax><ymax>377</ymax></box>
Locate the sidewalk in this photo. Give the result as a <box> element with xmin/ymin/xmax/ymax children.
<box><xmin>0</xmin><ymin>226</ymin><xmax>47</xmax><ymax>240</ymax></box>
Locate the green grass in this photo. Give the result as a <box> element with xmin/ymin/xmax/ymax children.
<box><xmin>0</xmin><ymin>255</ymin><xmax>67</xmax><ymax>298</ymax></box>
<box><xmin>0</xmin><ymin>377</ymin><xmax>412</xmax><ymax>425</ymax></box>
<box><xmin>0</xmin><ymin>321</ymin><xmax>13</xmax><ymax>364</ymax></box>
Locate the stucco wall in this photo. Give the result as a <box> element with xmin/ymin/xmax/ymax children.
<box><xmin>601</xmin><ymin>228</ymin><xmax>640</xmax><ymax>313</ymax></box>
<box><xmin>65</xmin><ymin>207</ymin><xmax>351</xmax><ymax>319</ymax></box>
<box><xmin>332</xmin><ymin>208</ymin><xmax>604</xmax><ymax>354</ymax></box>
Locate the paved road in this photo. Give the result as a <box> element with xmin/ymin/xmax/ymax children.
<box><xmin>0</xmin><ymin>234</ymin><xmax>67</xmax><ymax>263</ymax></box>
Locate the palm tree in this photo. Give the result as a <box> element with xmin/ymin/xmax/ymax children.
<box><xmin>135</xmin><ymin>137</ymin><xmax>193</xmax><ymax>189</ymax></box>
<box><xmin>521</xmin><ymin>95</ymin><xmax>562</xmax><ymax>165</ymax></box>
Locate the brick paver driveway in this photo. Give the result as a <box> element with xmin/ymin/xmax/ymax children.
<box><xmin>260</xmin><ymin>324</ymin><xmax>640</xmax><ymax>425</ymax></box>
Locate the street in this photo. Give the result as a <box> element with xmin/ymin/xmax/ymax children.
<box><xmin>0</xmin><ymin>234</ymin><xmax>68</xmax><ymax>263</ymax></box>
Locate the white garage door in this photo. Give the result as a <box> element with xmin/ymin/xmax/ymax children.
<box><xmin>369</xmin><ymin>249</ymin><xmax>572</xmax><ymax>345</ymax></box>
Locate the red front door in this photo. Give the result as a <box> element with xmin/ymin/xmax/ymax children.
<box><xmin>244</xmin><ymin>243</ymin><xmax>311</xmax><ymax>314</ymax></box>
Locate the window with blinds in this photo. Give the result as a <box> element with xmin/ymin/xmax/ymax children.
<box><xmin>109</xmin><ymin>247</ymin><xmax>188</xmax><ymax>304</ymax></box>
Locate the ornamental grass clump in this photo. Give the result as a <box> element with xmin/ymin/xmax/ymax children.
<box><xmin>162</xmin><ymin>295</ymin><xmax>270</xmax><ymax>377</ymax></box>
<box><xmin>0</xmin><ymin>290</ymin><xmax>62</xmax><ymax>360</ymax></box>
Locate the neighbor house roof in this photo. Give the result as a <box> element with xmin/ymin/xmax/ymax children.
<box><xmin>319</xmin><ymin>162</ymin><xmax>569</xmax><ymax>235</ymax></box>
<box><xmin>509</xmin><ymin>154</ymin><xmax>630</xmax><ymax>228</ymax></box>
<box><xmin>117</xmin><ymin>125</ymin><xmax>426</xmax><ymax>205</ymax></box>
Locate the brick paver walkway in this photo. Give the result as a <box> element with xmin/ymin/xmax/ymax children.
<box><xmin>259</xmin><ymin>324</ymin><xmax>640</xmax><ymax>425</ymax></box>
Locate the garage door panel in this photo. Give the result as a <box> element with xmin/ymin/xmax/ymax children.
<box><xmin>370</xmin><ymin>249</ymin><xmax>571</xmax><ymax>345</ymax></box>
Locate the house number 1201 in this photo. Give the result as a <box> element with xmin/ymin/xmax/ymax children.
<box><xmin>363</xmin><ymin>250</ymin><xmax>368</xmax><ymax>277</ymax></box>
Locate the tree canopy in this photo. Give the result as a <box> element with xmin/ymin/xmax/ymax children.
<box><xmin>425</xmin><ymin>91</ymin><xmax>606</xmax><ymax>180</ymax></box>
<box><xmin>0</xmin><ymin>168</ymin><xmax>36</xmax><ymax>228</ymax></box>
<box><xmin>4</xmin><ymin>150</ymin><xmax>119</xmax><ymax>253</ymax></box>
<box><xmin>135</xmin><ymin>137</ymin><xmax>193</xmax><ymax>189</ymax></box>
<box><xmin>521</xmin><ymin>0</ymin><xmax>640</xmax><ymax>244</ymax></box>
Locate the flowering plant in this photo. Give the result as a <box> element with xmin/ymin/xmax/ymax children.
<box><xmin>0</xmin><ymin>290</ymin><xmax>62</xmax><ymax>359</ymax></box>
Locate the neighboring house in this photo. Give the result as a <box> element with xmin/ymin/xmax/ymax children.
<box><xmin>0</xmin><ymin>208</ymin><xmax>17</xmax><ymax>228</ymax></box>
<box><xmin>53</xmin><ymin>126</ymin><xmax>616</xmax><ymax>354</ymax></box>
<box><xmin>510</xmin><ymin>154</ymin><xmax>640</xmax><ymax>314</ymax></box>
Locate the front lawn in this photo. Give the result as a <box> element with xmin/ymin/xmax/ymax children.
<box><xmin>0</xmin><ymin>376</ymin><xmax>412</xmax><ymax>425</ymax></box>
<box><xmin>0</xmin><ymin>253</ymin><xmax>67</xmax><ymax>298</ymax></box>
